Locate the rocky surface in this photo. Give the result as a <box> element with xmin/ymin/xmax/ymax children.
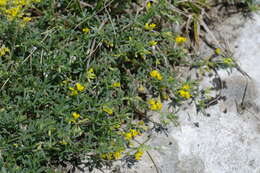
<box><xmin>80</xmin><ymin>12</ymin><xmax>260</xmax><ymax>173</ymax></box>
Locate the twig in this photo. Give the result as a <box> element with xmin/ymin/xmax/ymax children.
<box><xmin>21</xmin><ymin>47</ymin><xmax>37</xmax><ymax>64</ymax></box>
<box><xmin>0</xmin><ymin>78</ymin><xmax>10</xmax><ymax>91</ymax></box>
<box><xmin>200</xmin><ymin>19</ymin><xmax>221</xmax><ymax>48</ymax></box>
<box><xmin>146</xmin><ymin>151</ymin><xmax>160</xmax><ymax>173</ymax></box>
<box><xmin>105</xmin><ymin>6</ymin><xmax>116</xmax><ymax>36</ymax></box>
<box><xmin>240</xmin><ymin>80</ymin><xmax>248</xmax><ymax>109</ymax></box>
<box><xmin>234</xmin><ymin>61</ymin><xmax>252</xmax><ymax>80</ymax></box>
<box><xmin>79</xmin><ymin>1</ymin><xmax>94</xmax><ymax>8</ymax></box>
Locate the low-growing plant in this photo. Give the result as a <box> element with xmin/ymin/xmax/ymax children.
<box><xmin>0</xmin><ymin>0</ymin><xmax>238</xmax><ymax>172</ymax></box>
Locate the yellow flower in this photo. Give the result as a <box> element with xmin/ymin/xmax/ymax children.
<box><xmin>22</xmin><ymin>17</ymin><xmax>32</xmax><ymax>23</ymax></box>
<box><xmin>102</xmin><ymin>153</ymin><xmax>113</xmax><ymax>160</ymax></box>
<box><xmin>156</xmin><ymin>102</ymin><xmax>162</xmax><ymax>110</ymax></box>
<box><xmin>0</xmin><ymin>46</ymin><xmax>10</xmax><ymax>56</ymax></box>
<box><xmin>101</xmin><ymin>154</ymin><xmax>107</xmax><ymax>159</ymax></box>
<box><xmin>182</xmin><ymin>84</ymin><xmax>190</xmax><ymax>90</ymax></box>
<box><xmin>20</xmin><ymin>17</ymin><xmax>32</xmax><ymax>27</ymax></box>
<box><xmin>149</xmin><ymin>40</ymin><xmax>157</xmax><ymax>46</ymax></box>
<box><xmin>144</xmin><ymin>23</ymin><xmax>149</xmax><ymax>30</ymax></box>
<box><xmin>149</xmin><ymin>23</ymin><xmax>156</xmax><ymax>29</ymax></box>
<box><xmin>144</xmin><ymin>23</ymin><xmax>156</xmax><ymax>31</ymax></box>
<box><xmin>178</xmin><ymin>90</ymin><xmax>191</xmax><ymax>99</ymax></box>
<box><xmin>103</xmin><ymin>106</ymin><xmax>113</xmax><ymax>115</ymax></box>
<box><xmin>82</xmin><ymin>27</ymin><xmax>90</xmax><ymax>34</ymax></box>
<box><xmin>112</xmin><ymin>82</ymin><xmax>121</xmax><ymax>88</ymax></box>
<box><xmin>150</xmin><ymin>70</ymin><xmax>163</xmax><ymax>80</ymax></box>
<box><xmin>148</xmin><ymin>98</ymin><xmax>156</xmax><ymax>105</ymax></box>
<box><xmin>113</xmin><ymin>151</ymin><xmax>122</xmax><ymax>160</ymax></box>
<box><xmin>88</xmin><ymin>67</ymin><xmax>94</xmax><ymax>73</ymax></box>
<box><xmin>60</xmin><ymin>140</ymin><xmax>68</xmax><ymax>145</ymax></box>
<box><xmin>75</xmin><ymin>83</ymin><xmax>85</xmax><ymax>92</ymax></box>
<box><xmin>223</xmin><ymin>57</ymin><xmax>233</xmax><ymax>65</ymax></box>
<box><xmin>149</xmin><ymin>103</ymin><xmax>157</xmax><ymax>110</ymax></box>
<box><xmin>215</xmin><ymin>48</ymin><xmax>221</xmax><ymax>55</ymax></box>
<box><xmin>104</xmin><ymin>40</ymin><xmax>114</xmax><ymax>48</ymax></box>
<box><xmin>148</xmin><ymin>98</ymin><xmax>162</xmax><ymax>111</ymax></box>
<box><xmin>86</xmin><ymin>68</ymin><xmax>96</xmax><ymax>80</ymax></box>
<box><xmin>134</xmin><ymin>150</ymin><xmax>144</xmax><ymax>160</ymax></box>
<box><xmin>68</xmin><ymin>87</ymin><xmax>78</xmax><ymax>96</ymax></box>
<box><xmin>124</xmin><ymin>132</ymin><xmax>132</xmax><ymax>140</ymax></box>
<box><xmin>72</xmin><ymin>112</ymin><xmax>80</xmax><ymax>120</ymax></box>
<box><xmin>175</xmin><ymin>36</ymin><xmax>187</xmax><ymax>44</ymax></box>
<box><xmin>130</xmin><ymin>129</ymin><xmax>139</xmax><ymax>137</ymax></box>
<box><xmin>146</xmin><ymin>1</ymin><xmax>151</xmax><ymax>10</ymax></box>
<box><xmin>5</xmin><ymin>7</ymin><xmax>21</xmax><ymax>20</ymax></box>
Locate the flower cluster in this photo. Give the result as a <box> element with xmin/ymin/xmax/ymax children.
<box><xmin>68</xmin><ymin>112</ymin><xmax>81</xmax><ymax>124</ymax></box>
<box><xmin>149</xmin><ymin>40</ymin><xmax>158</xmax><ymax>46</ymax></box>
<box><xmin>223</xmin><ymin>57</ymin><xmax>233</xmax><ymax>65</ymax></box>
<box><xmin>124</xmin><ymin>129</ymin><xmax>140</xmax><ymax>140</ymax></box>
<box><xmin>215</xmin><ymin>48</ymin><xmax>221</xmax><ymax>55</ymax></box>
<box><xmin>134</xmin><ymin>149</ymin><xmax>144</xmax><ymax>160</ymax></box>
<box><xmin>101</xmin><ymin>149</ymin><xmax>125</xmax><ymax>160</ymax></box>
<box><xmin>0</xmin><ymin>45</ymin><xmax>10</xmax><ymax>56</ymax></box>
<box><xmin>112</xmin><ymin>82</ymin><xmax>121</xmax><ymax>88</ymax></box>
<box><xmin>86</xmin><ymin>68</ymin><xmax>96</xmax><ymax>80</ymax></box>
<box><xmin>72</xmin><ymin>112</ymin><xmax>80</xmax><ymax>120</ymax></box>
<box><xmin>103</xmin><ymin>106</ymin><xmax>113</xmax><ymax>115</ymax></box>
<box><xmin>175</xmin><ymin>36</ymin><xmax>187</xmax><ymax>44</ymax></box>
<box><xmin>150</xmin><ymin>70</ymin><xmax>163</xmax><ymax>80</ymax></box>
<box><xmin>146</xmin><ymin>1</ymin><xmax>151</xmax><ymax>10</ymax></box>
<box><xmin>148</xmin><ymin>98</ymin><xmax>163</xmax><ymax>111</ymax></box>
<box><xmin>68</xmin><ymin>83</ymin><xmax>85</xmax><ymax>96</ymax></box>
<box><xmin>178</xmin><ymin>84</ymin><xmax>191</xmax><ymax>99</ymax></box>
<box><xmin>82</xmin><ymin>27</ymin><xmax>90</xmax><ymax>34</ymax></box>
<box><xmin>144</xmin><ymin>23</ymin><xmax>156</xmax><ymax>31</ymax></box>
<box><xmin>0</xmin><ymin>0</ymin><xmax>40</xmax><ymax>22</ymax></box>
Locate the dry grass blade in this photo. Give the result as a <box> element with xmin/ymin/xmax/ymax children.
<box><xmin>200</xmin><ymin>19</ymin><xmax>221</xmax><ymax>48</ymax></box>
<box><xmin>193</xmin><ymin>14</ymin><xmax>201</xmax><ymax>49</ymax></box>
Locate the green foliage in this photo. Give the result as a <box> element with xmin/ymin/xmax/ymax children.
<box><xmin>214</xmin><ymin>0</ymin><xmax>260</xmax><ymax>11</ymax></box>
<box><xmin>0</xmin><ymin>0</ymin><xmax>237</xmax><ymax>172</ymax></box>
